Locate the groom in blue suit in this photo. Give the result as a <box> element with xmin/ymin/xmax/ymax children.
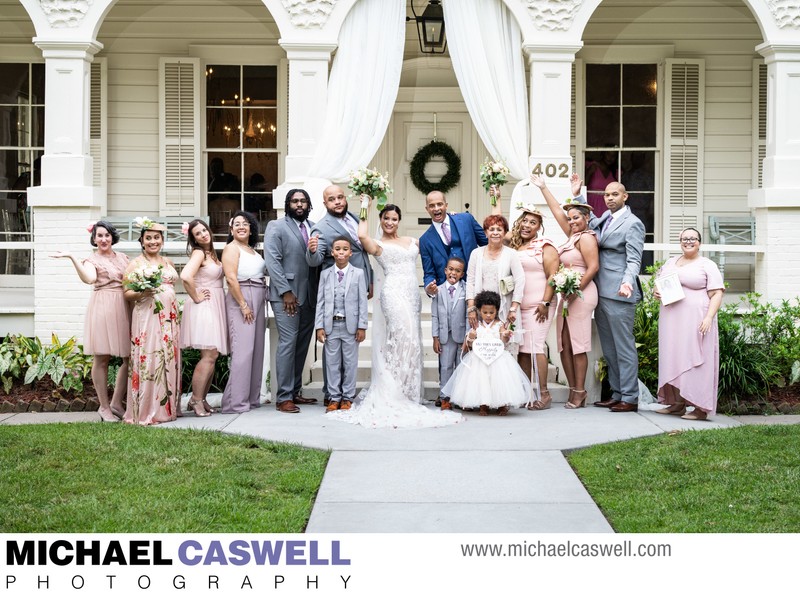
<box><xmin>419</xmin><ymin>190</ymin><xmax>487</xmax><ymax>297</ymax></box>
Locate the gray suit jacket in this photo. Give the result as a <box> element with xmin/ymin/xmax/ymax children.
<box><xmin>588</xmin><ymin>207</ymin><xmax>645</xmax><ymax>304</ymax></box>
<box><xmin>264</xmin><ymin>216</ymin><xmax>319</xmax><ymax>306</ymax></box>
<box><xmin>431</xmin><ymin>279</ymin><xmax>467</xmax><ymax>344</ymax></box>
<box><xmin>306</xmin><ymin>211</ymin><xmax>373</xmax><ymax>292</ymax></box>
<box><xmin>315</xmin><ymin>266</ymin><xmax>368</xmax><ymax>335</ymax></box>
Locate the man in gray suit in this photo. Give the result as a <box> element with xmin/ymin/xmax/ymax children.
<box><xmin>307</xmin><ymin>185</ymin><xmax>374</xmax><ymax>404</ymax></box>
<box><xmin>264</xmin><ymin>189</ymin><xmax>320</xmax><ymax>413</ymax></box>
<box><xmin>573</xmin><ymin>177</ymin><xmax>645</xmax><ymax>412</ymax></box>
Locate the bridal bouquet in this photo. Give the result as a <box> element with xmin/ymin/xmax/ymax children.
<box><xmin>479</xmin><ymin>158</ymin><xmax>510</xmax><ymax>206</ymax></box>
<box><xmin>126</xmin><ymin>264</ymin><xmax>165</xmax><ymax>313</ymax></box>
<box><xmin>348</xmin><ymin>167</ymin><xmax>393</xmax><ymax>220</ymax></box>
<box><xmin>548</xmin><ymin>265</ymin><xmax>583</xmax><ymax>317</ymax></box>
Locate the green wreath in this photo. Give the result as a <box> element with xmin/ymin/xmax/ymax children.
<box><xmin>409</xmin><ymin>140</ymin><xmax>461</xmax><ymax>195</ymax></box>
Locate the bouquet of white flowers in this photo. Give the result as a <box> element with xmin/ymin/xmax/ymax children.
<box><xmin>548</xmin><ymin>265</ymin><xmax>583</xmax><ymax>317</ymax></box>
<box><xmin>348</xmin><ymin>167</ymin><xmax>393</xmax><ymax>221</ymax></box>
<box><xmin>126</xmin><ymin>264</ymin><xmax>165</xmax><ymax>313</ymax></box>
<box><xmin>479</xmin><ymin>158</ymin><xmax>510</xmax><ymax>206</ymax></box>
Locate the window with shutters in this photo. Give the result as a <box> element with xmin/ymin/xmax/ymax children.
<box><xmin>584</xmin><ymin>63</ymin><xmax>658</xmax><ymax>270</ymax></box>
<box><xmin>752</xmin><ymin>60</ymin><xmax>767</xmax><ymax>188</ymax></box>
<box><xmin>0</xmin><ymin>62</ymin><xmax>43</xmax><ymax>277</ymax></box>
<box><xmin>205</xmin><ymin>65</ymin><xmax>278</xmax><ymax>240</ymax></box>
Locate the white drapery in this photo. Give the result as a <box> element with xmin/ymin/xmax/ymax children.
<box><xmin>442</xmin><ymin>0</ymin><xmax>529</xmax><ymax>181</ymax></box>
<box><xmin>308</xmin><ymin>0</ymin><xmax>405</xmax><ymax>182</ymax></box>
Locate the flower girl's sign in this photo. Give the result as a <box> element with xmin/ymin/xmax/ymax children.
<box><xmin>472</xmin><ymin>337</ymin><xmax>504</xmax><ymax>366</ymax></box>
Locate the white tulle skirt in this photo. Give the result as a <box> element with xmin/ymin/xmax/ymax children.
<box><xmin>442</xmin><ymin>351</ymin><xmax>532</xmax><ymax>409</ymax></box>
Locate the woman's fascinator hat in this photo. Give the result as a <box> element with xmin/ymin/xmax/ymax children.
<box><xmin>514</xmin><ymin>201</ymin><xmax>544</xmax><ymax>219</ymax></box>
<box><xmin>133</xmin><ymin>216</ymin><xmax>167</xmax><ymax>232</ymax></box>
<box><xmin>181</xmin><ymin>221</ymin><xmax>190</xmax><ymax>236</ymax></box>
<box><xmin>561</xmin><ymin>197</ymin><xmax>593</xmax><ymax>214</ymax></box>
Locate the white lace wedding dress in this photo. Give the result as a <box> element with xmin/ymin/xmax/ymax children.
<box><xmin>330</xmin><ymin>240</ymin><xmax>463</xmax><ymax>429</ymax></box>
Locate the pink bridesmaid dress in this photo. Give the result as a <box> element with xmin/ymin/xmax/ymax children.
<box><xmin>518</xmin><ymin>238</ymin><xmax>556</xmax><ymax>354</ymax></box>
<box><xmin>126</xmin><ymin>257</ymin><xmax>181</xmax><ymax>425</ymax></box>
<box><xmin>83</xmin><ymin>252</ymin><xmax>131</xmax><ymax>357</ymax></box>
<box><xmin>180</xmin><ymin>258</ymin><xmax>229</xmax><ymax>354</ymax></box>
<box><xmin>556</xmin><ymin>230</ymin><xmax>598</xmax><ymax>355</ymax></box>
<box><xmin>657</xmin><ymin>256</ymin><xmax>724</xmax><ymax>413</ymax></box>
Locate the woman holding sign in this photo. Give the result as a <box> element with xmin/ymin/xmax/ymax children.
<box><xmin>654</xmin><ymin>228</ymin><xmax>724</xmax><ymax>420</ymax></box>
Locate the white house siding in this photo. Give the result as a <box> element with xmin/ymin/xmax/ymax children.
<box><xmin>98</xmin><ymin>0</ymin><xmax>281</xmax><ymax>217</ymax></box>
<box><xmin>581</xmin><ymin>0</ymin><xmax>763</xmax><ymax>239</ymax></box>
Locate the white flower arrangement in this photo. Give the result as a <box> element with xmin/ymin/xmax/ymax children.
<box><xmin>479</xmin><ymin>158</ymin><xmax>510</xmax><ymax>206</ymax></box>
<box><xmin>548</xmin><ymin>265</ymin><xmax>583</xmax><ymax>317</ymax></box>
<box><xmin>347</xmin><ymin>167</ymin><xmax>393</xmax><ymax>221</ymax></box>
<box><xmin>133</xmin><ymin>216</ymin><xmax>157</xmax><ymax>230</ymax></box>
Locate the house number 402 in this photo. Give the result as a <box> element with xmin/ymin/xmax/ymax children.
<box><xmin>531</xmin><ymin>163</ymin><xmax>570</xmax><ymax>178</ymax></box>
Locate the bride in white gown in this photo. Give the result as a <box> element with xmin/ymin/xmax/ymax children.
<box><xmin>329</xmin><ymin>198</ymin><xmax>463</xmax><ymax>429</ymax></box>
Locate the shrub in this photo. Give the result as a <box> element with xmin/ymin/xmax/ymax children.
<box><xmin>0</xmin><ymin>334</ymin><xmax>93</xmax><ymax>394</ymax></box>
<box><xmin>634</xmin><ymin>263</ymin><xmax>662</xmax><ymax>393</ymax></box>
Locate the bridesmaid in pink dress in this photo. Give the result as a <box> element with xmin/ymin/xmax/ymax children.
<box><xmin>123</xmin><ymin>221</ymin><xmax>181</xmax><ymax>425</ymax></box>
<box><xmin>509</xmin><ymin>205</ymin><xmax>559</xmax><ymax>410</ymax></box>
<box><xmin>655</xmin><ymin>228</ymin><xmax>724</xmax><ymax>420</ymax></box>
<box><xmin>180</xmin><ymin>219</ymin><xmax>229</xmax><ymax>417</ymax></box>
<box><xmin>52</xmin><ymin>221</ymin><xmax>130</xmax><ymax>422</ymax></box>
<box><xmin>531</xmin><ymin>174</ymin><xmax>600</xmax><ymax>409</ymax></box>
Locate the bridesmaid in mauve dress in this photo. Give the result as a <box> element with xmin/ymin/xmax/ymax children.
<box><xmin>52</xmin><ymin>221</ymin><xmax>130</xmax><ymax>422</ymax></box>
<box><xmin>180</xmin><ymin>219</ymin><xmax>228</xmax><ymax>417</ymax></box>
<box><xmin>123</xmin><ymin>221</ymin><xmax>181</xmax><ymax>425</ymax></box>
<box><xmin>531</xmin><ymin>174</ymin><xmax>600</xmax><ymax>409</ymax></box>
<box><xmin>655</xmin><ymin>228</ymin><xmax>724</xmax><ymax>421</ymax></box>
<box><xmin>509</xmin><ymin>206</ymin><xmax>559</xmax><ymax>410</ymax></box>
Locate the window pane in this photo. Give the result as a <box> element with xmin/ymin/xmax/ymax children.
<box><xmin>206</xmin><ymin>65</ymin><xmax>240</xmax><ymax>107</ymax></box>
<box><xmin>206</xmin><ymin>108</ymin><xmax>241</xmax><ymax>149</ymax></box>
<box><xmin>0</xmin><ymin>64</ymin><xmax>29</xmax><ymax>104</ymax></box>
<box><xmin>31</xmin><ymin>106</ymin><xmax>44</xmax><ymax>147</ymax></box>
<box><xmin>622</xmin><ymin>106</ymin><xmax>657</xmax><ymax>147</ymax></box>
<box><xmin>621</xmin><ymin>151</ymin><xmax>655</xmax><ymax>192</ymax></box>
<box><xmin>585</xmin><ymin>64</ymin><xmax>620</xmax><ymax>106</ymax></box>
<box><xmin>244</xmin><ymin>152</ymin><xmax>279</xmax><ymax>228</ymax></box>
<box><xmin>622</xmin><ymin>64</ymin><xmax>657</xmax><ymax>105</ymax></box>
<box><xmin>242</xmin><ymin>108</ymin><xmax>277</xmax><ymax>149</ymax></box>
<box><xmin>208</xmin><ymin>152</ymin><xmax>242</xmax><ymax>239</ymax></box>
<box><xmin>585</xmin><ymin>106</ymin><xmax>619</xmax><ymax>147</ymax></box>
<box><xmin>584</xmin><ymin>150</ymin><xmax>620</xmax><ymax>214</ymax></box>
<box><xmin>0</xmin><ymin>106</ymin><xmax>19</xmax><ymax>145</ymax></box>
<box><xmin>626</xmin><ymin>192</ymin><xmax>655</xmax><ymax>270</ymax></box>
<box><xmin>243</xmin><ymin>65</ymin><xmax>277</xmax><ymax>104</ymax></box>
<box><xmin>31</xmin><ymin>63</ymin><xmax>45</xmax><ymax>104</ymax></box>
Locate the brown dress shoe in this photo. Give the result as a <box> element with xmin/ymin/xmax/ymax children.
<box><xmin>609</xmin><ymin>401</ymin><xmax>638</xmax><ymax>413</ymax></box>
<box><xmin>441</xmin><ymin>400</ymin><xmax>452</xmax><ymax>411</ymax></box>
<box><xmin>325</xmin><ymin>402</ymin><xmax>340</xmax><ymax>413</ymax></box>
<box><xmin>594</xmin><ymin>399</ymin><xmax>621</xmax><ymax>408</ymax></box>
<box><xmin>276</xmin><ymin>401</ymin><xmax>301</xmax><ymax>413</ymax></box>
<box><xmin>293</xmin><ymin>394</ymin><xmax>318</xmax><ymax>405</ymax></box>
<box><xmin>339</xmin><ymin>400</ymin><xmax>352</xmax><ymax>411</ymax></box>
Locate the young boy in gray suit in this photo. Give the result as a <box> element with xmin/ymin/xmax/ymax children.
<box><xmin>315</xmin><ymin>237</ymin><xmax>368</xmax><ymax>412</ymax></box>
<box><xmin>431</xmin><ymin>257</ymin><xmax>467</xmax><ymax>411</ymax></box>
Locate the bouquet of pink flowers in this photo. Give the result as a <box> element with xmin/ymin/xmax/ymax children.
<box><xmin>548</xmin><ymin>265</ymin><xmax>583</xmax><ymax>317</ymax></box>
<box><xmin>348</xmin><ymin>167</ymin><xmax>393</xmax><ymax>220</ymax></box>
<box><xmin>479</xmin><ymin>158</ymin><xmax>510</xmax><ymax>206</ymax></box>
<box><xmin>125</xmin><ymin>264</ymin><xmax>165</xmax><ymax>313</ymax></box>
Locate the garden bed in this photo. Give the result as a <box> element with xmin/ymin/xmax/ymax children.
<box><xmin>0</xmin><ymin>377</ymin><xmax>100</xmax><ymax>414</ymax></box>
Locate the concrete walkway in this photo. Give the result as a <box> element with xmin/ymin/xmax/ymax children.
<box><xmin>1</xmin><ymin>403</ymin><xmax>795</xmax><ymax>533</ymax></box>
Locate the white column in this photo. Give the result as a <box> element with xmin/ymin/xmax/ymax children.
<box><xmin>748</xmin><ymin>43</ymin><xmax>800</xmax><ymax>302</ymax></box>
<box><xmin>276</xmin><ymin>42</ymin><xmax>336</xmax><ymax>219</ymax></box>
<box><xmin>27</xmin><ymin>40</ymin><xmax>104</xmax><ymax>343</ymax></box>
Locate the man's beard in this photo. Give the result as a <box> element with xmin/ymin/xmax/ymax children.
<box><xmin>326</xmin><ymin>206</ymin><xmax>347</xmax><ymax>218</ymax></box>
<box><xmin>287</xmin><ymin>208</ymin><xmax>309</xmax><ymax>222</ymax></box>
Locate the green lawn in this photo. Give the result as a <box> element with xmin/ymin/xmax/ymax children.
<box><xmin>0</xmin><ymin>423</ymin><xmax>329</xmax><ymax>533</ymax></box>
<box><xmin>568</xmin><ymin>424</ymin><xmax>800</xmax><ymax>532</ymax></box>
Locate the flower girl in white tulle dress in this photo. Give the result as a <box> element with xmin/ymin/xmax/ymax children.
<box><xmin>442</xmin><ymin>290</ymin><xmax>532</xmax><ymax>416</ymax></box>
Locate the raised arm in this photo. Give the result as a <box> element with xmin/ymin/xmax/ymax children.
<box><xmin>51</xmin><ymin>252</ymin><xmax>98</xmax><ymax>284</ymax></box>
<box><xmin>357</xmin><ymin>196</ymin><xmax>382</xmax><ymax>257</ymax></box>
<box><xmin>530</xmin><ymin>174</ymin><xmax>571</xmax><ymax>236</ymax></box>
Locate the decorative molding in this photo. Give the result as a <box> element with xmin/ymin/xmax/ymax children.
<box><xmin>39</xmin><ymin>0</ymin><xmax>93</xmax><ymax>28</ymax></box>
<box><xmin>524</xmin><ymin>0</ymin><xmax>581</xmax><ymax>32</ymax></box>
<box><xmin>766</xmin><ymin>0</ymin><xmax>800</xmax><ymax>29</ymax></box>
<box><xmin>282</xmin><ymin>0</ymin><xmax>338</xmax><ymax>29</ymax></box>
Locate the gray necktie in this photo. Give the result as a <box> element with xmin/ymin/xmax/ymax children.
<box><xmin>442</xmin><ymin>220</ymin><xmax>451</xmax><ymax>245</ymax></box>
<box><xmin>342</xmin><ymin>215</ymin><xmax>361</xmax><ymax>246</ymax></box>
<box><xmin>338</xmin><ymin>270</ymin><xmax>344</xmax><ymax>283</ymax></box>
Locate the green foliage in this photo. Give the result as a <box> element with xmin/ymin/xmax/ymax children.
<box><xmin>0</xmin><ymin>334</ymin><xmax>93</xmax><ymax>394</ymax></box>
<box><xmin>633</xmin><ymin>262</ymin><xmax>663</xmax><ymax>392</ymax></box>
<box><xmin>181</xmin><ymin>349</ymin><xmax>231</xmax><ymax>394</ymax></box>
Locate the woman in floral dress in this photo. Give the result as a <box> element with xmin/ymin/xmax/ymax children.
<box><xmin>123</xmin><ymin>218</ymin><xmax>180</xmax><ymax>425</ymax></box>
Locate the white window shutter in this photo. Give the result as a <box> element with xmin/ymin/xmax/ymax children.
<box><xmin>663</xmin><ymin>59</ymin><xmax>704</xmax><ymax>242</ymax></box>
<box><xmin>752</xmin><ymin>60</ymin><xmax>767</xmax><ymax>188</ymax></box>
<box><xmin>90</xmin><ymin>58</ymin><xmax>107</xmax><ymax>193</ymax></box>
<box><xmin>159</xmin><ymin>58</ymin><xmax>200</xmax><ymax>216</ymax></box>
